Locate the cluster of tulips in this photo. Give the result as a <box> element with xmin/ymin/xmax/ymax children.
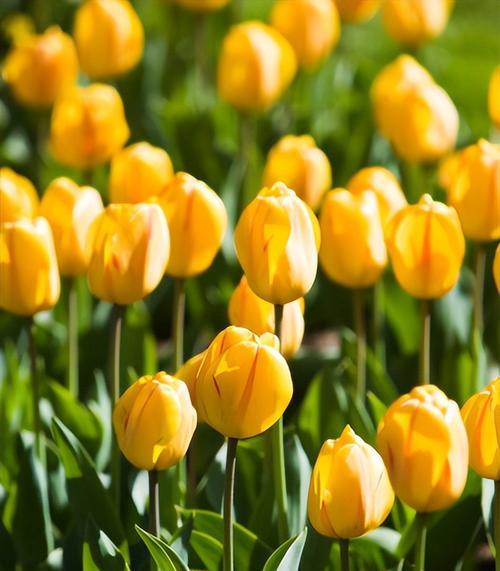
<box><xmin>1</xmin><ymin>0</ymin><xmax>500</xmax><ymax>570</ymax></box>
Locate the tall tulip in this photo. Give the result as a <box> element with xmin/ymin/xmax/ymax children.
<box><xmin>0</xmin><ymin>167</ymin><xmax>39</xmax><ymax>223</ymax></box>
<box><xmin>333</xmin><ymin>0</ymin><xmax>379</xmax><ymax>22</ymax></box>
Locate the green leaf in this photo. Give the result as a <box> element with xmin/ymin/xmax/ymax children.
<box><xmin>383</xmin><ymin>274</ymin><xmax>420</xmax><ymax>355</ymax></box>
<box><xmin>367</xmin><ymin>391</ymin><xmax>387</xmax><ymax>428</ymax></box>
<box><xmin>482</xmin><ymin>477</ymin><xmax>495</xmax><ymax>553</ymax></box>
<box><xmin>83</xmin><ymin>519</ymin><xmax>131</xmax><ymax>571</ymax></box>
<box><xmin>0</xmin><ymin>514</ymin><xmax>16</xmax><ymax>571</ymax></box>
<box><xmin>135</xmin><ymin>525</ymin><xmax>189</xmax><ymax>571</ymax></box>
<box><xmin>263</xmin><ymin>527</ymin><xmax>307</xmax><ymax>571</ymax></box>
<box><xmin>190</xmin><ymin>530</ymin><xmax>223</xmax><ymax>571</ymax></box>
<box><xmin>284</xmin><ymin>434</ymin><xmax>311</xmax><ymax>536</ymax></box>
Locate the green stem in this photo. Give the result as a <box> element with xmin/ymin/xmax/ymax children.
<box><xmin>414</xmin><ymin>513</ymin><xmax>427</xmax><ymax>571</ymax></box>
<box><xmin>27</xmin><ymin>317</ymin><xmax>41</xmax><ymax>458</ymax></box>
<box><xmin>419</xmin><ymin>300</ymin><xmax>431</xmax><ymax>385</ymax></box>
<box><xmin>223</xmin><ymin>438</ymin><xmax>238</xmax><ymax>571</ymax></box>
<box><xmin>494</xmin><ymin>480</ymin><xmax>500</xmax><ymax>571</ymax></box>
<box><xmin>373</xmin><ymin>280</ymin><xmax>385</xmax><ymax>368</ymax></box>
<box><xmin>340</xmin><ymin>539</ymin><xmax>350</xmax><ymax>571</ymax></box>
<box><xmin>149</xmin><ymin>470</ymin><xmax>160</xmax><ymax>537</ymax></box>
<box><xmin>194</xmin><ymin>13</ymin><xmax>208</xmax><ymax>107</ymax></box>
<box><xmin>173</xmin><ymin>278</ymin><xmax>186</xmax><ymax>372</ymax></box>
<box><xmin>353</xmin><ymin>289</ymin><xmax>366</xmax><ymax>401</ymax></box>
<box><xmin>82</xmin><ymin>168</ymin><xmax>94</xmax><ymax>187</ymax></box>
<box><xmin>237</xmin><ymin>113</ymin><xmax>255</xmax><ymax>214</ymax></box>
<box><xmin>67</xmin><ymin>278</ymin><xmax>78</xmax><ymax>398</ymax></box>
<box><xmin>471</xmin><ymin>244</ymin><xmax>486</xmax><ymax>392</ymax></box>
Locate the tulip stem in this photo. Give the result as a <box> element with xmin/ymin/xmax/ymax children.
<box><xmin>340</xmin><ymin>539</ymin><xmax>350</xmax><ymax>571</ymax></box>
<box><xmin>471</xmin><ymin>244</ymin><xmax>486</xmax><ymax>392</ymax></box>
<box><xmin>149</xmin><ymin>470</ymin><xmax>160</xmax><ymax>538</ymax></box>
<box><xmin>27</xmin><ymin>317</ymin><xmax>42</xmax><ymax>458</ymax></box>
<box><xmin>419</xmin><ymin>300</ymin><xmax>431</xmax><ymax>385</ymax></box>
<box><xmin>414</xmin><ymin>513</ymin><xmax>427</xmax><ymax>571</ymax></box>
<box><xmin>238</xmin><ymin>112</ymin><xmax>255</xmax><ymax>214</ymax></box>
<box><xmin>373</xmin><ymin>280</ymin><xmax>386</xmax><ymax>369</ymax></box>
<box><xmin>223</xmin><ymin>438</ymin><xmax>238</xmax><ymax>571</ymax></box>
<box><xmin>173</xmin><ymin>278</ymin><xmax>186</xmax><ymax>372</ymax></box>
<box><xmin>67</xmin><ymin>278</ymin><xmax>79</xmax><ymax>398</ymax></box>
<box><xmin>494</xmin><ymin>480</ymin><xmax>500</xmax><ymax>571</ymax></box>
<box><xmin>353</xmin><ymin>289</ymin><xmax>366</xmax><ymax>401</ymax></box>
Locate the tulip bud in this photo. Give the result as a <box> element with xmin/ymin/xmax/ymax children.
<box><xmin>333</xmin><ymin>0</ymin><xmax>379</xmax><ymax>22</ymax></box>
<box><xmin>171</xmin><ymin>0</ymin><xmax>230</xmax><ymax>10</ymax></box>
<box><xmin>175</xmin><ymin>351</ymin><xmax>206</xmax><ymax>410</ymax></box>
<box><xmin>228</xmin><ymin>275</ymin><xmax>305</xmax><ymax>358</ymax></box>
<box><xmin>109</xmin><ymin>142</ymin><xmax>174</xmax><ymax>204</ymax></box>
<box><xmin>0</xmin><ymin>167</ymin><xmax>39</xmax><ymax>223</ymax></box>
<box><xmin>113</xmin><ymin>372</ymin><xmax>197</xmax><ymax>471</ymax></box>
<box><xmin>234</xmin><ymin>182</ymin><xmax>320</xmax><ymax>305</ymax></box>
<box><xmin>218</xmin><ymin>22</ymin><xmax>296</xmax><ymax>111</ymax></box>
<box><xmin>2</xmin><ymin>26</ymin><xmax>78</xmax><ymax>107</ymax></box>
<box><xmin>461</xmin><ymin>377</ymin><xmax>500</xmax><ymax>480</ymax></box>
<box><xmin>382</xmin><ymin>0</ymin><xmax>453</xmax><ymax>46</ymax></box>
<box><xmin>74</xmin><ymin>0</ymin><xmax>144</xmax><ymax>79</ymax></box>
<box><xmin>377</xmin><ymin>385</ymin><xmax>468</xmax><ymax>512</ymax></box>
<box><xmin>50</xmin><ymin>84</ymin><xmax>130</xmax><ymax>169</ymax></box>
<box><xmin>386</xmin><ymin>194</ymin><xmax>464</xmax><ymax>299</ymax></box>
<box><xmin>347</xmin><ymin>166</ymin><xmax>407</xmax><ymax>230</ymax></box>
<box><xmin>39</xmin><ymin>178</ymin><xmax>104</xmax><ymax>277</ymax></box>
<box><xmin>494</xmin><ymin>245</ymin><xmax>500</xmax><ymax>294</ymax></box>
<box><xmin>489</xmin><ymin>66</ymin><xmax>500</xmax><ymax>129</ymax></box>
<box><xmin>0</xmin><ymin>217</ymin><xmax>60</xmax><ymax>315</ymax></box>
<box><xmin>271</xmin><ymin>0</ymin><xmax>340</xmax><ymax>69</ymax></box>
<box><xmin>87</xmin><ymin>203</ymin><xmax>169</xmax><ymax>305</ymax></box>
<box><xmin>194</xmin><ymin>326</ymin><xmax>293</xmax><ymax>439</ymax></box>
<box><xmin>262</xmin><ymin>135</ymin><xmax>332</xmax><ymax>211</ymax></box>
<box><xmin>149</xmin><ymin>172</ymin><xmax>227</xmax><ymax>278</ymax></box>
<box><xmin>319</xmin><ymin>189</ymin><xmax>387</xmax><ymax>288</ymax></box>
<box><xmin>446</xmin><ymin>140</ymin><xmax>500</xmax><ymax>242</ymax></box>
<box><xmin>308</xmin><ymin>425</ymin><xmax>394</xmax><ymax>539</ymax></box>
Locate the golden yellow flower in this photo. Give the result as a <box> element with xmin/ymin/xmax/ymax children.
<box><xmin>0</xmin><ymin>167</ymin><xmax>39</xmax><ymax>224</ymax></box>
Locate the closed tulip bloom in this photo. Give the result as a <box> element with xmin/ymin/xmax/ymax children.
<box><xmin>194</xmin><ymin>326</ymin><xmax>293</xmax><ymax>439</ymax></box>
<box><xmin>149</xmin><ymin>172</ymin><xmax>227</xmax><ymax>278</ymax></box>
<box><xmin>382</xmin><ymin>0</ymin><xmax>453</xmax><ymax>46</ymax></box>
<box><xmin>172</xmin><ymin>0</ymin><xmax>230</xmax><ymax>10</ymax></box>
<box><xmin>333</xmin><ymin>0</ymin><xmax>379</xmax><ymax>22</ymax></box>
<box><xmin>113</xmin><ymin>372</ymin><xmax>197</xmax><ymax>471</ymax></box>
<box><xmin>446</xmin><ymin>140</ymin><xmax>500</xmax><ymax>242</ymax></box>
<box><xmin>234</xmin><ymin>182</ymin><xmax>320</xmax><ymax>305</ymax></box>
<box><xmin>74</xmin><ymin>0</ymin><xmax>144</xmax><ymax>79</ymax></box>
<box><xmin>228</xmin><ymin>275</ymin><xmax>305</xmax><ymax>358</ymax></box>
<box><xmin>262</xmin><ymin>135</ymin><xmax>332</xmax><ymax>211</ymax></box>
<box><xmin>489</xmin><ymin>66</ymin><xmax>500</xmax><ymax>129</ymax></box>
<box><xmin>347</xmin><ymin>167</ymin><xmax>407</xmax><ymax>229</ymax></box>
<box><xmin>308</xmin><ymin>426</ymin><xmax>394</xmax><ymax>539</ymax></box>
<box><xmin>0</xmin><ymin>168</ymin><xmax>38</xmax><ymax>223</ymax></box>
<box><xmin>271</xmin><ymin>0</ymin><xmax>340</xmax><ymax>69</ymax></box>
<box><xmin>387</xmin><ymin>194</ymin><xmax>464</xmax><ymax>299</ymax></box>
<box><xmin>377</xmin><ymin>385</ymin><xmax>468</xmax><ymax>512</ymax></box>
<box><xmin>462</xmin><ymin>377</ymin><xmax>500</xmax><ymax>480</ymax></box>
<box><xmin>494</xmin><ymin>245</ymin><xmax>500</xmax><ymax>294</ymax></box>
<box><xmin>438</xmin><ymin>150</ymin><xmax>462</xmax><ymax>192</ymax></box>
<box><xmin>319</xmin><ymin>189</ymin><xmax>387</xmax><ymax>288</ymax></box>
<box><xmin>0</xmin><ymin>217</ymin><xmax>60</xmax><ymax>315</ymax></box>
<box><xmin>2</xmin><ymin>26</ymin><xmax>78</xmax><ymax>107</ymax></box>
<box><xmin>50</xmin><ymin>84</ymin><xmax>130</xmax><ymax>169</ymax></box>
<box><xmin>87</xmin><ymin>203</ymin><xmax>169</xmax><ymax>305</ymax></box>
<box><xmin>109</xmin><ymin>142</ymin><xmax>174</xmax><ymax>204</ymax></box>
<box><xmin>39</xmin><ymin>178</ymin><xmax>104</xmax><ymax>277</ymax></box>
<box><xmin>218</xmin><ymin>22</ymin><xmax>296</xmax><ymax>111</ymax></box>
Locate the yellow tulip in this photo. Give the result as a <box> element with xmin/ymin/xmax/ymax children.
<box><xmin>347</xmin><ymin>166</ymin><xmax>407</xmax><ymax>230</ymax></box>
<box><xmin>386</xmin><ymin>194</ymin><xmax>464</xmax><ymax>299</ymax></box>
<box><xmin>319</xmin><ymin>189</ymin><xmax>387</xmax><ymax>288</ymax></box>
<box><xmin>494</xmin><ymin>245</ymin><xmax>500</xmax><ymax>294</ymax></box>
<box><xmin>308</xmin><ymin>425</ymin><xmax>394</xmax><ymax>539</ymax></box>
<box><xmin>382</xmin><ymin>0</ymin><xmax>453</xmax><ymax>46</ymax></box>
<box><xmin>50</xmin><ymin>84</ymin><xmax>129</xmax><ymax>169</ymax></box>
<box><xmin>489</xmin><ymin>66</ymin><xmax>500</xmax><ymax>129</ymax></box>
<box><xmin>462</xmin><ymin>377</ymin><xmax>500</xmax><ymax>480</ymax></box>
<box><xmin>377</xmin><ymin>385</ymin><xmax>469</xmax><ymax>512</ymax></box>
<box><xmin>446</xmin><ymin>140</ymin><xmax>500</xmax><ymax>242</ymax></box>
<box><xmin>39</xmin><ymin>177</ymin><xmax>104</xmax><ymax>277</ymax></box>
<box><xmin>2</xmin><ymin>26</ymin><xmax>78</xmax><ymax>107</ymax></box>
<box><xmin>333</xmin><ymin>0</ymin><xmax>379</xmax><ymax>22</ymax></box>
<box><xmin>194</xmin><ymin>326</ymin><xmax>293</xmax><ymax>439</ymax></box>
<box><xmin>0</xmin><ymin>217</ymin><xmax>60</xmax><ymax>315</ymax></box>
<box><xmin>218</xmin><ymin>21</ymin><xmax>296</xmax><ymax>111</ymax></box>
<box><xmin>228</xmin><ymin>275</ymin><xmax>305</xmax><ymax>358</ymax></box>
<box><xmin>175</xmin><ymin>351</ymin><xmax>206</xmax><ymax>410</ymax></box>
<box><xmin>113</xmin><ymin>372</ymin><xmax>197</xmax><ymax>471</ymax></box>
<box><xmin>171</xmin><ymin>0</ymin><xmax>230</xmax><ymax>10</ymax></box>
<box><xmin>437</xmin><ymin>150</ymin><xmax>462</xmax><ymax>192</ymax></box>
<box><xmin>271</xmin><ymin>0</ymin><xmax>340</xmax><ymax>69</ymax></box>
<box><xmin>234</xmin><ymin>182</ymin><xmax>320</xmax><ymax>305</ymax></box>
<box><xmin>74</xmin><ymin>0</ymin><xmax>144</xmax><ymax>79</ymax></box>
<box><xmin>0</xmin><ymin>167</ymin><xmax>39</xmax><ymax>223</ymax></box>
<box><xmin>262</xmin><ymin>135</ymin><xmax>332</xmax><ymax>211</ymax></box>
<box><xmin>149</xmin><ymin>172</ymin><xmax>227</xmax><ymax>278</ymax></box>
<box><xmin>87</xmin><ymin>203</ymin><xmax>169</xmax><ymax>305</ymax></box>
<box><xmin>109</xmin><ymin>142</ymin><xmax>174</xmax><ymax>204</ymax></box>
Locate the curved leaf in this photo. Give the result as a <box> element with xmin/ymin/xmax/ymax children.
<box><xmin>263</xmin><ymin>527</ymin><xmax>308</xmax><ymax>571</ymax></box>
<box><xmin>135</xmin><ymin>525</ymin><xmax>189</xmax><ymax>571</ymax></box>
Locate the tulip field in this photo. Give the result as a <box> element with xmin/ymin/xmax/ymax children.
<box><xmin>1</xmin><ymin>1</ymin><xmax>500</xmax><ymax>570</ymax></box>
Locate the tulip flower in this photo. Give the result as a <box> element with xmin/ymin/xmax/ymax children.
<box><xmin>438</xmin><ymin>150</ymin><xmax>462</xmax><ymax>192</ymax></box>
<box><xmin>0</xmin><ymin>167</ymin><xmax>39</xmax><ymax>224</ymax></box>
<box><xmin>175</xmin><ymin>351</ymin><xmax>206</xmax><ymax>410</ymax></box>
<box><xmin>382</xmin><ymin>0</ymin><xmax>453</xmax><ymax>46</ymax></box>
<box><xmin>489</xmin><ymin>66</ymin><xmax>500</xmax><ymax>129</ymax></box>
<box><xmin>74</xmin><ymin>0</ymin><xmax>144</xmax><ymax>79</ymax></box>
<box><xmin>234</xmin><ymin>182</ymin><xmax>320</xmax><ymax>305</ymax></box>
<box><xmin>308</xmin><ymin>426</ymin><xmax>394</xmax><ymax>539</ymax></box>
<box><xmin>262</xmin><ymin>135</ymin><xmax>332</xmax><ymax>211</ymax></box>
<box><xmin>2</xmin><ymin>26</ymin><xmax>78</xmax><ymax>107</ymax></box>
<box><xmin>109</xmin><ymin>142</ymin><xmax>174</xmax><ymax>204</ymax></box>
<box><xmin>50</xmin><ymin>84</ymin><xmax>130</xmax><ymax>169</ymax></box>
<box><xmin>271</xmin><ymin>0</ymin><xmax>340</xmax><ymax>69</ymax></box>
<box><xmin>494</xmin><ymin>245</ymin><xmax>500</xmax><ymax>294</ymax></box>
<box><xmin>218</xmin><ymin>22</ymin><xmax>296</xmax><ymax>111</ymax></box>
<box><xmin>171</xmin><ymin>0</ymin><xmax>230</xmax><ymax>9</ymax></box>
<box><xmin>228</xmin><ymin>275</ymin><xmax>305</xmax><ymax>359</ymax></box>
<box><xmin>333</xmin><ymin>0</ymin><xmax>379</xmax><ymax>22</ymax></box>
